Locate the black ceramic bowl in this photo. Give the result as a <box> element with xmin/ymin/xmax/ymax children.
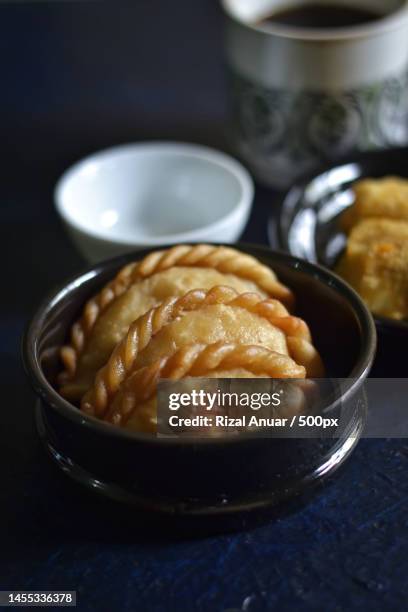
<box><xmin>23</xmin><ymin>244</ymin><xmax>376</xmax><ymax>519</ymax></box>
<box><xmin>276</xmin><ymin>147</ymin><xmax>408</xmax><ymax>375</ymax></box>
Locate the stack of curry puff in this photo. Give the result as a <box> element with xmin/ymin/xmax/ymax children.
<box><xmin>337</xmin><ymin>177</ymin><xmax>408</xmax><ymax>321</ymax></box>
<box><xmin>58</xmin><ymin>245</ymin><xmax>324</xmax><ymax>432</ymax></box>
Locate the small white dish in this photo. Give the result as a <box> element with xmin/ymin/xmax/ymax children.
<box><xmin>55</xmin><ymin>142</ymin><xmax>254</xmax><ymax>262</ymax></box>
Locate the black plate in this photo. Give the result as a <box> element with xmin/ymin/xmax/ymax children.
<box><xmin>276</xmin><ymin>147</ymin><xmax>408</xmax><ymax>375</ymax></box>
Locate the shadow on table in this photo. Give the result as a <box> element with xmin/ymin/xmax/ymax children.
<box><xmin>10</xmin><ymin>445</ymin><xmax>343</xmax><ymax>546</ymax></box>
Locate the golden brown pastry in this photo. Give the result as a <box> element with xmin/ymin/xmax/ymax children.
<box><xmin>80</xmin><ymin>285</ymin><xmax>324</xmax><ymax>418</ymax></box>
<box><xmin>59</xmin><ymin>267</ymin><xmax>269</xmax><ymax>401</ymax></box>
<box><xmin>336</xmin><ymin>218</ymin><xmax>408</xmax><ymax>319</ymax></box>
<box><xmin>59</xmin><ymin>245</ymin><xmax>293</xmax><ymax>401</ymax></box>
<box><xmin>341</xmin><ymin>176</ymin><xmax>408</xmax><ymax>232</ymax></box>
<box><xmin>102</xmin><ymin>342</ymin><xmax>306</xmax><ymax>431</ymax></box>
<box><xmin>57</xmin><ymin>245</ymin><xmax>324</xmax><ymax>434</ymax></box>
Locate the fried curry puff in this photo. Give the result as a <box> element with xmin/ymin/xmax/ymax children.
<box><xmin>57</xmin><ymin>244</ymin><xmax>324</xmax><ymax>432</ymax></box>
<box><xmin>337</xmin><ymin>177</ymin><xmax>408</xmax><ymax>320</ymax></box>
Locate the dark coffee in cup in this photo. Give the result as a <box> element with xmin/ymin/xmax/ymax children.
<box><xmin>260</xmin><ymin>3</ymin><xmax>382</xmax><ymax>28</ymax></box>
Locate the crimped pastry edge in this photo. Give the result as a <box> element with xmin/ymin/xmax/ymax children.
<box><xmin>58</xmin><ymin>244</ymin><xmax>294</xmax><ymax>386</ymax></box>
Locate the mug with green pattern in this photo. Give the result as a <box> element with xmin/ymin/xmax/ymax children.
<box><xmin>222</xmin><ymin>0</ymin><xmax>408</xmax><ymax>189</ymax></box>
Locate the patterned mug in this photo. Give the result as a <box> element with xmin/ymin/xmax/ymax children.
<box><xmin>222</xmin><ymin>0</ymin><xmax>408</xmax><ymax>188</ymax></box>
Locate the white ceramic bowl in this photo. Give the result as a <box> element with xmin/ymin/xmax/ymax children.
<box><xmin>55</xmin><ymin>142</ymin><xmax>254</xmax><ymax>262</ymax></box>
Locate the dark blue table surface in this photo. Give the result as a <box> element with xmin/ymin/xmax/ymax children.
<box><xmin>1</xmin><ymin>2</ymin><xmax>408</xmax><ymax>611</ymax></box>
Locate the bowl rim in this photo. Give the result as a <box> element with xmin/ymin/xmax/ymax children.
<box><xmin>22</xmin><ymin>243</ymin><xmax>377</xmax><ymax>445</ymax></box>
<box><xmin>54</xmin><ymin>141</ymin><xmax>254</xmax><ymax>246</ymax></box>
<box><xmin>275</xmin><ymin>145</ymin><xmax>408</xmax><ymax>333</ymax></box>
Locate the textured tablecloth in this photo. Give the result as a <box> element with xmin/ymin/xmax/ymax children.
<box><xmin>1</xmin><ymin>2</ymin><xmax>407</xmax><ymax>610</ymax></box>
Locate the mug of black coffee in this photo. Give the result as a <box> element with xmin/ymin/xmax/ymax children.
<box><xmin>222</xmin><ymin>0</ymin><xmax>408</xmax><ymax>188</ymax></box>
